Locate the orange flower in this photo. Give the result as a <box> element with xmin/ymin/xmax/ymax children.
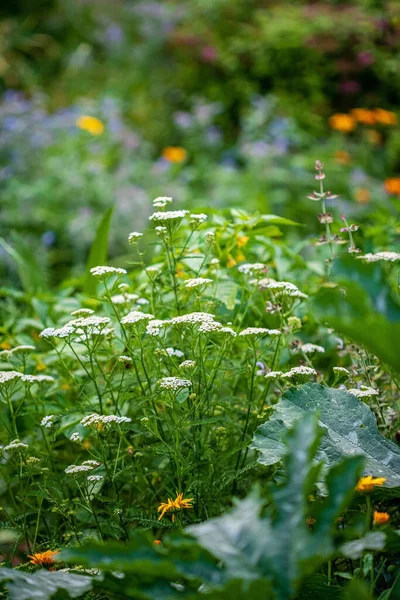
<box><xmin>373</xmin><ymin>511</ymin><xmax>390</xmax><ymax>525</ymax></box>
<box><xmin>354</xmin><ymin>187</ymin><xmax>370</xmax><ymax>205</ymax></box>
<box><xmin>384</xmin><ymin>178</ymin><xmax>400</xmax><ymax>195</ymax></box>
<box><xmin>76</xmin><ymin>116</ymin><xmax>104</xmax><ymax>136</ymax></box>
<box><xmin>329</xmin><ymin>113</ymin><xmax>356</xmax><ymax>133</ymax></box>
<box><xmin>374</xmin><ymin>108</ymin><xmax>397</xmax><ymax>126</ymax></box>
<box><xmin>28</xmin><ymin>550</ymin><xmax>59</xmax><ymax>568</ymax></box>
<box><xmin>351</xmin><ymin>108</ymin><xmax>376</xmax><ymax>125</ymax></box>
<box><xmin>153</xmin><ymin>539</ymin><xmax>162</xmax><ymax>545</ymax></box>
<box><xmin>334</xmin><ymin>150</ymin><xmax>351</xmax><ymax>165</ymax></box>
<box><xmin>162</xmin><ymin>146</ymin><xmax>187</xmax><ymax>163</ymax></box>
<box><xmin>355</xmin><ymin>476</ymin><xmax>387</xmax><ymax>493</ymax></box>
<box><xmin>157</xmin><ymin>492</ymin><xmax>193</xmax><ymax>522</ymax></box>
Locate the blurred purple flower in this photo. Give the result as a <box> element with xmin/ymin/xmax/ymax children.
<box><xmin>339</xmin><ymin>80</ymin><xmax>360</xmax><ymax>95</ymax></box>
<box><xmin>357</xmin><ymin>51</ymin><xmax>374</xmax><ymax>66</ymax></box>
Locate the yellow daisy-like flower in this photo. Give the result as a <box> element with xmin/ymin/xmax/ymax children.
<box><xmin>157</xmin><ymin>492</ymin><xmax>193</xmax><ymax>522</ymax></box>
<box><xmin>161</xmin><ymin>146</ymin><xmax>187</xmax><ymax>163</ymax></box>
<box><xmin>374</xmin><ymin>108</ymin><xmax>397</xmax><ymax>126</ymax></box>
<box><xmin>76</xmin><ymin>115</ymin><xmax>104</xmax><ymax>136</ymax></box>
<box><xmin>355</xmin><ymin>476</ymin><xmax>386</xmax><ymax>493</ymax></box>
<box><xmin>28</xmin><ymin>550</ymin><xmax>59</xmax><ymax>568</ymax></box>
<box><xmin>373</xmin><ymin>511</ymin><xmax>390</xmax><ymax>525</ymax></box>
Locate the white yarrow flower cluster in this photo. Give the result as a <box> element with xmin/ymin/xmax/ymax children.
<box><xmin>169</xmin><ymin>312</ymin><xmax>215</xmax><ymax>326</ymax></box>
<box><xmin>158</xmin><ymin>377</ymin><xmax>192</xmax><ymax>391</ymax></box>
<box><xmin>179</xmin><ymin>360</ymin><xmax>196</xmax><ymax>370</ymax></box>
<box><xmin>87</xmin><ymin>475</ymin><xmax>104</xmax><ymax>483</ymax></box>
<box><xmin>22</xmin><ymin>375</ymin><xmax>55</xmax><ymax>384</ymax></box>
<box><xmin>348</xmin><ymin>387</ymin><xmax>379</xmax><ymax>398</ymax></box>
<box><xmin>65</xmin><ymin>465</ymin><xmax>96</xmax><ymax>475</ymax></box>
<box><xmin>80</xmin><ymin>413</ymin><xmax>132</xmax><ymax>427</ymax></box>
<box><xmin>265</xmin><ymin>371</ymin><xmax>284</xmax><ymax>381</ymax></box>
<box><xmin>40</xmin><ymin>415</ymin><xmax>55</xmax><ymax>428</ymax></box>
<box><xmin>263</xmin><ymin>280</ymin><xmax>308</xmax><ymax>299</ymax></box>
<box><xmin>10</xmin><ymin>345</ymin><xmax>35</xmax><ymax>355</ymax></box>
<box><xmin>110</xmin><ymin>293</ymin><xmax>138</xmax><ymax>305</ymax></box>
<box><xmin>357</xmin><ymin>251</ymin><xmax>400</xmax><ymax>263</ymax></box>
<box><xmin>121</xmin><ymin>311</ymin><xmax>155</xmax><ymax>326</ymax></box>
<box><xmin>166</xmin><ymin>348</ymin><xmax>184</xmax><ymax>358</ymax></box>
<box><xmin>118</xmin><ymin>355</ymin><xmax>133</xmax><ymax>364</ymax></box>
<box><xmin>301</xmin><ymin>344</ymin><xmax>325</xmax><ymax>354</ymax></box>
<box><xmin>149</xmin><ymin>210</ymin><xmax>189</xmax><ymax>222</ymax></box>
<box><xmin>70</xmin><ymin>432</ymin><xmax>81</xmax><ymax>442</ymax></box>
<box><xmin>71</xmin><ymin>309</ymin><xmax>94</xmax><ymax>317</ymax></box>
<box><xmin>189</xmin><ymin>213</ymin><xmax>208</xmax><ymax>225</ymax></box>
<box><xmin>90</xmin><ymin>266</ymin><xmax>127</xmax><ymax>278</ymax></box>
<box><xmin>238</xmin><ymin>263</ymin><xmax>267</xmax><ymax>275</ymax></box>
<box><xmin>281</xmin><ymin>366</ymin><xmax>317</xmax><ymax>383</ymax></box>
<box><xmin>128</xmin><ymin>232</ymin><xmax>143</xmax><ymax>244</ymax></box>
<box><xmin>239</xmin><ymin>327</ymin><xmax>281</xmax><ymax>338</ymax></box>
<box><xmin>3</xmin><ymin>439</ymin><xmax>28</xmax><ymax>452</ymax></box>
<box><xmin>184</xmin><ymin>277</ymin><xmax>213</xmax><ymax>289</ymax></box>
<box><xmin>153</xmin><ymin>196</ymin><xmax>173</xmax><ymax>208</ymax></box>
<box><xmin>0</xmin><ymin>371</ymin><xmax>23</xmax><ymax>384</ymax></box>
<box><xmin>333</xmin><ymin>366</ymin><xmax>350</xmax><ymax>376</ymax></box>
<box><xmin>146</xmin><ymin>319</ymin><xmax>168</xmax><ymax>336</ymax></box>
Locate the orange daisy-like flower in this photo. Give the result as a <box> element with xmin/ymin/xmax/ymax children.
<box><xmin>161</xmin><ymin>146</ymin><xmax>187</xmax><ymax>163</ymax></box>
<box><xmin>374</xmin><ymin>108</ymin><xmax>397</xmax><ymax>126</ymax></box>
<box><xmin>373</xmin><ymin>511</ymin><xmax>390</xmax><ymax>525</ymax></box>
<box><xmin>355</xmin><ymin>476</ymin><xmax>387</xmax><ymax>493</ymax></box>
<box><xmin>157</xmin><ymin>492</ymin><xmax>194</xmax><ymax>522</ymax></box>
<box><xmin>76</xmin><ymin>115</ymin><xmax>104</xmax><ymax>136</ymax></box>
<box><xmin>351</xmin><ymin>108</ymin><xmax>376</xmax><ymax>125</ymax></box>
<box><xmin>384</xmin><ymin>178</ymin><xmax>400</xmax><ymax>196</ymax></box>
<box><xmin>153</xmin><ymin>539</ymin><xmax>162</xmax><ymax>545</ymax></box>
<box><xmin>329</xmin><ymin>113</ymin><xmax>356</xmax><ymax>133</ymax></box>
<box><xmin>28</xmin><ymin>550</ymin><xmax>59</xmax><ymax>568</ymax></box>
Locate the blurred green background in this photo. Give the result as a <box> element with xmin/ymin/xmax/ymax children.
<box><xmin>0</xmin><ymin>0</ymin><xmax>399</xmax><ymax>286</ymax></box>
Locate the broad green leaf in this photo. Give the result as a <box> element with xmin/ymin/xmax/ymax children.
<box><xmin>251</xmin><ymin>383</ymin><xmax>400</xmax><ymax>488</ymax></box>
<box><xmin>214</xmin><ymin>280</ymin><xmax>239</xmax><ymax>310</ymax></box>
<box><xmin>341</xmin><ymin>578</ymin><xmax>373</xmax><ymax>600</ymax></box>
<box><xmin>341</xmin><ymin>532</ymin><xmax>386</xmax><ymax>559</ymax></box>
<box><xmin>259</xmin><ymin>214</ymin><xmax>302</xmax><ymax>227</ymax></box>
<box><xmin>83</xmin><ymin>207</ymin><xmax>113</xmax><ymax>296</ymax></box>
<box><xmin>0</xmin><ymin>234</ymin><xmax>48</xmax><ymax>293</ymax></box>
<box><xmin>0</xmin><ymin>568</ymin><xmax>93</xmax><ymax>600</ymax></box>
<box><xmin>190</xmin><ymin>415</ymin><xmax>362</xmax><ymax>600</ymax></box>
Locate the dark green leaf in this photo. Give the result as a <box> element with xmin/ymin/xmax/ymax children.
<box><xmin>83</xmin><ymin>207</ymin><xmax>113</xmax><ymax>296</ymax></box>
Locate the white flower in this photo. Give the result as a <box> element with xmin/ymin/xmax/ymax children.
<box><xmin>166</xmin><ymin>348</ymin><xmax>184</xmax><ymax>358</ymax></box>
<box><xmin>146</xmin><ymin>319</ymin><xmax>168</xmax><ymax>336</ymax></box>
<box><xmin>265</xmin><ymin>371</ymin><xmax>284</xmax><ymax>381</ymax></box>
<box><xmin>263</xmin><ymin>280</ymin><xmax>308</xmax><ymax>299</ymax></box>
<box><xmin>136</xmin><ymin>298</ymin><xmax>149</xmax><ymax>306</ymax></box>
<box><xmin>281</xmin><ymin>366</ymin><xmax>317</xmax><ymax>383</ymax></box>
<box><xmin>218</xmin><ymin>327</ymin><xmax>237</xmax><ymax>337</ymax></box>
<box><xmin>4</xmin><ymin>440</ymin><xmax>28</xmax><ymax>452</ymax></box>
<box><xmin>22</xmin><ymin>375</ymin><xmax>54</xmax><ymax>384</ymax></box>
<box><xmin>110</xmin><ymin>293</ymin><xmax>139</xmax><ymax>305</ymax></box>
<box><xmin>185</xmin><ymin>277</ymin><xmax>213</xmax><ymax>289</ymax></box>
<box><xmin>239</xmin><ymin>327</ymin><xmax>281</xmax><ymax>337</ymax></box>
<box><xmin>10</xmin><ymin>345</ymin><xmax>35</xmax><ymax>354</ymax></box>
<box><xmin>357</xmin><ymin>251</ymin><xmax>400</xmax><ymax>263</ymax></box>
<box><xmin>198</xmin><ymin>320</ymin><xmax>223</xmax><ymax>333</ymax></box>
<box><xmin>189</xmin><ymin>213</ymin><xmax>208</xmax><ymax>225</ymax></box>
<box><xmin>82</xmin><ymin>460</ymin><xmax>102</xmax><ymax>466</ymax></box>
<box><xmin>209</xmin><ymin>258</ymin><xmax>220</xmax><ymax>267</ymax></box>
<box><xmin>65</xmin><ymin>465</ymin><xmax>95</xmax><ymax>475</ymax></box>
<box><xmin>149</xmin><ymin>210</ymin><xmax>189</xmax><ymax>222</ymax></box>
<box><xmin>80</xmin><ymin>414</ymin><xmax>132</xmax><ymax>427</ymax></box>
<box><xmin>158</xmin><ymin>377</ymin><xmax>192</xmax><ymax>391</ymax></box>
<box><xmin>121</xmin><ymin>311</ymin><xmax>155</xmax><ymax>326</ymax></box>
<box><xmin>70</xmin><ymin>432</ymin><xmax>81</xmax><ymax>442</ymax></box>
<box><xmin>179</xmin><ymin>360</ymin><xmax>196</xmax><ymax>370</ymax></box>
<box><xmin>205</xmin><ymin>231</ymin><xmax>215</xmax><ymax>243</ymax></box>
<box><xmin>40</xmin><ymin>326</ymin><xmax>75</xmax><ymax>339</ymax></box>
<box><xmin>128</xmin><ymin>232</ymin><xmax>143</xmax><ymax>244</ymax></box>
<box><xmin>40</xmin><ymin>415</ymin><xmax>55</xmax><ymax>428</ymax></box>
<box><xmin>333</xmin><ymin>366</ymin><xmax>350</xmax><ymax>377</ymax></box>
<box><xmin>238</xmin><ymin>263</ymin><xmax>267</xmax><ymax>275</ymax></box>
<box><xmin>155</xmin><ymin>226</ymin><xmax>167</xmax><ymax>236</ymax></box>
<box><xmin>90</xmin><ymin>266</ymin><xmax>127</xmax><ymax>278</ymax></box>
<box><xmin>348</xmin><ymin>387</ymin><xmax>379</xmax><ymax>398</ymax></box>
<box><xmin>87</xmin><ymin>475</ymin><xmax>104</xmax><ymax>483</ymax></box>
<box><xmin>70</xmin><ymin>309</ymin><xmax>94</xmax><ymax>317</ymax></box>
<box><xmin>68</xmin><ymin>316</ymin><xmax>111</xmax><ymax>329</ymax></box>
<box><xmin>118</xmin><ymin>355</ymin><xmax>133</xmax><ymax>364</ymax></box>
<box><xmin>169</xmin><ymin>312</ymin><xmax>215</xmax><ymax>326</ymax></box>
<box><xmin>0</xmin><ymin>371</ymin><xmax>23</xmax><ymax>384</ymax></box>
<box><xmin>153</xmin><ymin>196</ymin><xmax>173</xmax><ymax>208</ymax></box>
<box><xmin>301</xmin><ymin>344</ymin><xmax>325</xmax><ymax>354</ymax></box>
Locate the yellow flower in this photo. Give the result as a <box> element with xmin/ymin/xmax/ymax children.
<box><xmin>76</xmin><ymin>115</ymin><xmax>104</xmax><ymax>136</ymax></box>
<box><xmin>334</xmin><ymin>150</ymin><xmax>351</xmax><ymax>165</ymax></box>
<box><xmin>237</xmin><ymin>235</ymin><xmax>250</xmax><ymax>248</ymax></box>
<box><xmin>374</xmin><ymin>108</ymin><xmax>397</xmax><ymax>126</ymax></box>
<box><xmin>0</xmin><ymin>341</ymin><xmax>11</xmax><ymax>350</ymax></box>
<box><xmin>157</xmin><ymin>491</ymin><xmax>193</xmax><ymax>522</ymax></box>
<box><xmin>329</xmin><ymin>113</ymin><xmax>356</xmax><ymax>133</ymax></box>
<box><xmin>28</xmin><ymin>550</ymin><xmax>59</xmax><ymax>568</ymax></box>
<box><xmin>226</xmin><ymin>255</ymin><xmax>237</xmax><ymax>268</ymax></box>
<box><xmin>351</xmin><ymin>108</ymin><xmax>376</xmax><ymax>125</ymax></box>
<box><xmin>36</xmin><ymin>360</ymin><xmax>46</xmax><ymax>372</ymax></box>
<box><xmin>355</xmin><ymin>476</ymin><xmax>387</xmax><ymax>493</ymax></box>
<box><xmin>373</xmin><ymin>511</ymin><xmax>390</xmax><ymax>525</ymax></box>
<box><xmin>384</xmin><ymin>178</ymin><xmax>400</xmax><ymax>196</ymax></box>
<box><xmin>161</xmin><ymin>146</ymin><xmax>187</xmax><ymax>163</ymax></box>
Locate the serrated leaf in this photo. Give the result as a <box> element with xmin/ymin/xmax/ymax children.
<box><xmin>83</xmin><ymin>207</ymin><xmax>113</xmax><ymax>296</ymax></box>
<box><xmin>0</xmin><ymin>568</ymin><xmax>93</xmax><ymax>600</ymax></box>
<box><xmin>251</xmin><ymin>383</ymin><xmax>400</xmax><ymax>488</ymax></box>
